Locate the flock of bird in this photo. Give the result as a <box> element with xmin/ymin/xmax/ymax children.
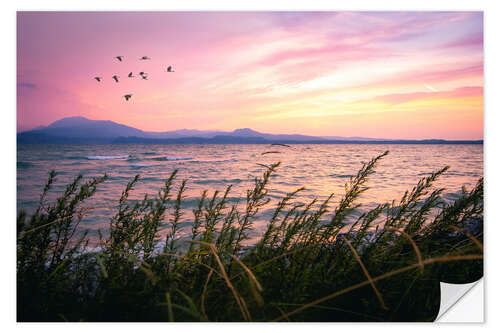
<box><xmin>94</xmin><ymin>56</ymin><xmax>175</xmax><ymax>101</ymax></box>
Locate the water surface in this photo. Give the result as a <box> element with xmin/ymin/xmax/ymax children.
<box><xmin>17</xmin><ymin>144</ymin><xmax>483</xmax><ymax>245</ymax></box>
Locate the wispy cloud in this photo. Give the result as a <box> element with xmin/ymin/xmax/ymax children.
<box><xmin>16</xmin><ymin>11</ymin><xmax>483</xmax><ymax>139</ymax></box>
<box><xmin>443</xmin><ymin>32</ymin><xmax>483</xmax><ymax>49</ymax></box>
<box><xmin>424</xmin><ymin>84</ymin><xmax>438</xmax><ymax>92</ymax></box>
<box><xmin>17</xmin><ymin>82</ymin><xmax>36</xmax><ymax>89</ymax></box>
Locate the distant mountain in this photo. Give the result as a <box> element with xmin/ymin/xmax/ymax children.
<box><xmin>27</xmin><ymin>116</ymin><xmax>147</xmax><ymax>138</ymax></box>
<box><xmin>48</xmin><ymin>116</ymin><xmax>97</xmax><ymax>128</ymax></box>
<box><xmin>149</xmin><ymin>129</ymin><xmax>227</xmax><ymax>139</ymax></box>
<box><xmin>18</xmin><ymin>117</ymin><xmax>336</xmax><ymax>142</ymax></box>
<box><xmin>228</xmin><ymin>128</ymin><xmax>323</xmax><ymax>141</ymax></box>
<box><xmin>320</xmin><ymin>136</ymin><xmax>389</xmax><ymax>142</ymax></box>
<box><xmin>232</xmin><ymin>128</ymin><xmax>261</xmax><ymax>137</ymax></box>
<box><xmin>150</xmin><ymin>127</ymin><xmax>323</xmax><ymax>141</ymax></box>
<box><xmin>17</xmin><ymin>116</ymin><xmax>483</xmax><ymax>145</ymax></box>
<box><xmin>111</xmin><ymin>136</ymin><xmax>482</xmax><ymax>145</ymax></box>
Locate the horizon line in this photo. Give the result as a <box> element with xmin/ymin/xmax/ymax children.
<box><xmin>17</xmin><ymin>115</ymin><xmax>484</xmax><ymax>141</ymax></box>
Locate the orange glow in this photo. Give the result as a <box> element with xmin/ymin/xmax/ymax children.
<box><xmin>17</xmin><ymin>12</ymin><xmax>483</xmax><ymax>139</ymax></box>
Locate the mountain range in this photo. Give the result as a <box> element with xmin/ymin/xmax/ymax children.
<box><xmin>17</xmin><ymin>116</ymin><xmax>482</xmax><ymax>145</ymax></box>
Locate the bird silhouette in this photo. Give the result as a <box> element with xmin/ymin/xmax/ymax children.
<box><xmin>94</xmin><ymin>77</ymin><xmax>102</xmax><ymax>82</ymax></box>
<box><xmin>270</xmin><ymin>143</ymin><xmax>292</xmax><ymax>148</ymax></box>
<box><xmin>123</xmin><ymin>94</ymin><xmax>133</xmax><ymax>101</ymax></box>
<box><xmin>139</xmin><ymin>56</ymin><xmax>150</xmax><ymax>60</ymax></box>
<box><xmin>139</xmin><ymin>72</ymin><xmax>148</xmax><ymax>80</ymax></box>
<box><xmin>115</xmin><ymin>56</ymin><xmax>124</xmax><ymax>62</ymax></box>
<box><xmin>166</xmin><ymin>66</ymin><xmax>175</xmax><ymax>72</ymax></box>
<box><xmin>128</xmin><ymin>72</ymin><xmax>134</xmax><ymax>78</ymax></box>
<box><xmin>112</xmin><ymin>75</ymin><xmax>120</xmax><ymax>83</ymax></box>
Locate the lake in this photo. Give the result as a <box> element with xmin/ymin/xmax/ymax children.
<box><xmin>17</xmin><ymin>144</ymin><xmax>483</xmax><ymax>246</ymax></box>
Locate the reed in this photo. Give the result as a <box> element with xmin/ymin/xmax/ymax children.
<box><xmin>17</xmin><ymin>151</ymin><xmax>483</xmax><ymax>322</ymax></box>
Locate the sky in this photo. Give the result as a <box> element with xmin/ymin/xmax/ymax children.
<box><xmin>17</xmin><ymin>11</ymin><xmax>483</xmax><ymax>139</ymax></box>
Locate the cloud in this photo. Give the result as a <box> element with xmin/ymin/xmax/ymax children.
<box><xmin>424</xmin><ymin>84</ymin><xmax>438</xmax><ymax>92</ymax></box>
<box><xmin>257</xmin><ymin>42</ymin><xmax>392</xmax><ymax>67</ymax></box>
<box><xmin>443</xmin><ymin>33</ymin><xmax>483</xmax><ymax>49</ymax></box>
<box><xmin>369</xmin><ymin>86</ymin><xmax>483</xmax><ymax>105</ymax></box>
<box><xmin>16</xmin><ymin>12</ymin><xmax>483</xmax><ymax>138</ymax></box>
<box><xmin>17</xmin><ymin>82</ymin><xmax>36</xmax><ymax>89</ymax></box>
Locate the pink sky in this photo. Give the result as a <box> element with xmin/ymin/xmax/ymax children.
<box><xmin>17</xmin><ymin>11</ymin><xmax>483</xmax><ymax>139</ymax></box>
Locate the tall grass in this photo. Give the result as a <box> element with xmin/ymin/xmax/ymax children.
<box><xmin>17</xmin><ymin>151</ymin><xmax>483</xmax><ymax>322</ymax></box>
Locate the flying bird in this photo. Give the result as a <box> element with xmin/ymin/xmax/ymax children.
<box><xmin>123</xmin><ymin>94</ymin><xmax>133</xmax><ymax>101</ymax></box>
<box><xmin>166</xmin><ymin>66</ymin><xmax>175</xmax><ymax>72</ymax></box>
<box><xmin>139</xmin><ymin>72</ymin><xmax>148</xmax><ymax>80</ymax></box>
<box><xmin>94</xmin><ymin>77</ymin><xmax>102</xmax><ymax>82</ymax></box>
<box><xmin>128</xmin><ymin>72</ymin><xmax>134</xmax><ymax>78</ymax></box>
<box><xmin>112</xmin><ymin>75</ymin><xmax>119</xmax><ymax>83</ymax></box>
<box><xmin>271</xmin><ymin>143</ymin><xmax>292</xmax><ymax>148</ymax></box>
<box><xmin>256</xmin><ymin>163</ymin><xmax>274</xmax><ymax>170</ymax></box>
<box><xmin>139</xmin><ymin>56</ymin><xmax>150</xmax><ymax>60</ymax></box>
<box><xmin>115</xmin><ymin>56</ymin><xmax>124</xmax><ymax>62</ymax></box>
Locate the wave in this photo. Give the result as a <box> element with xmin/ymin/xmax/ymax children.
<box><xmin>188</xmin><ymin>158</ymin><xmax>238</xmax><ymax>164</ymax></box>
<box><xmin>17</xmin><ymin>161</ymin><xmax>35</xmax><ymax>168</ymax></box>
<box><xmin>129</xmin><ymin>163</ymin><xmax>151</xmax><ymax>168</ymax></box>
<box><xmin>193</xmin><ymin>178</ymin><xmax>244</xmax><ymax>185</ymax></box>
<box><xmin>152</xmin><ymin>156</ymin><xmax>193</xmax><ymax>161</ymax></box>
<box><xmin>105</xmin><ymin>175</ymin><xmax>132</xmax><ymax>181</ymax></box>
<box><xmin>66</xmin><ymin>156</ymin><xmax>89</xmax><ymax>160</ymax></box>
<box><xmin>87</xmin><ymin>155</ymin><xmax>130</xmax><ymax>160</ymax></box>
<box><xmin>329</xmin><ymin>174</ymin><xmax>353</xmax><ymax>178</ymax></box>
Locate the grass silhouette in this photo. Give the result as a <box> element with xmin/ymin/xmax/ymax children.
<box><xmin>17</xmin><ymin>151</ymin><xmax>483</xmax><ymax>322</ymax></box>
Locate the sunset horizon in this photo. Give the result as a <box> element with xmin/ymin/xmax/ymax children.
<box><xmin>17</xmin><ymin>11</ymin><xmax>483</xmax><ymax>140</ymax></box>
<box><xmin>16</xmin><ymin>10</ymin><xmax>484</xmax><ymax>323</ymax></box>
<box><xmin>17</xmin><ymin>114</ymin><xmax>484</xmax><ymax>141</ymax></box>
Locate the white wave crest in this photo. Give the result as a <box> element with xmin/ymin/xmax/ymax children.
<box><xmin>167</xmin><ymin>156</ymin><xmax>193</xmax><ymax>161</ymax></box>
<box><xmin>87</xmin><ymin>155</ymin><xmax>130</xmax><ymax>160</ymax></box>
<box><xmin>154</xmin><ymin>156</ymin><xmax>193</xmax><ymax>161</ymax></box>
